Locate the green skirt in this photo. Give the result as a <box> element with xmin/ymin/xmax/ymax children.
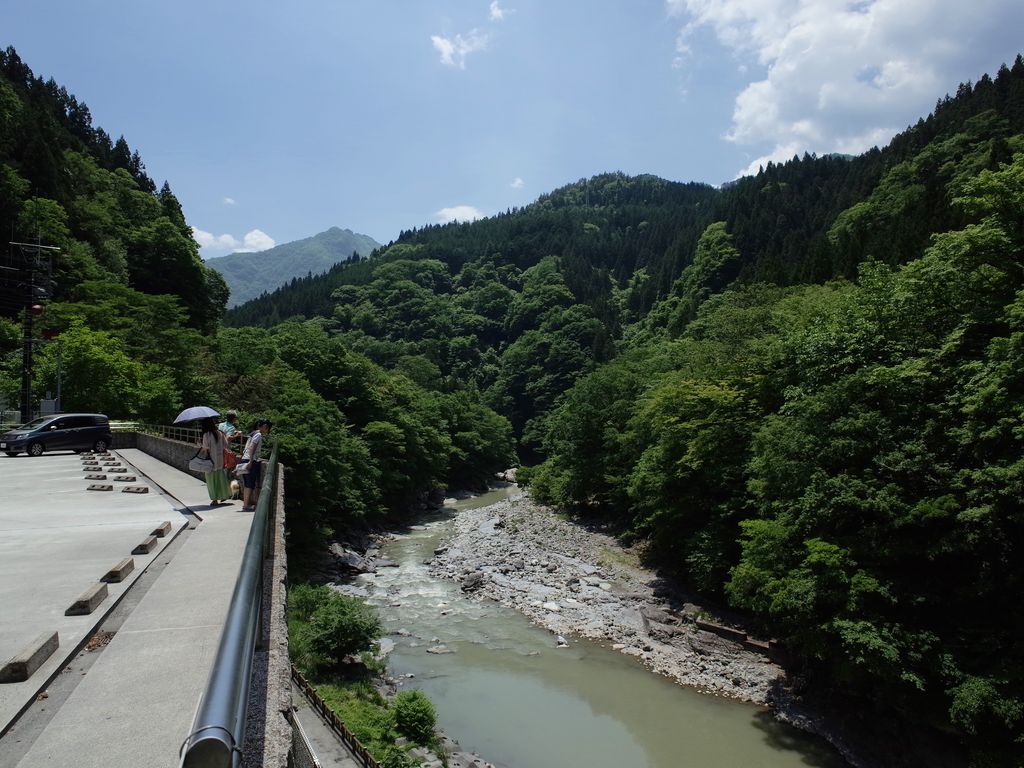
<box><xmin>205</xmin><ymin>468</ymin><xmax>231</xmax><ymax>501</ymax></box>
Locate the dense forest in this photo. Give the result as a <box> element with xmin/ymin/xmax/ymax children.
<box><xmin>3</xmin><ymin>41</ymin><xmax>1024</xmax><ymax>765</ymax></box>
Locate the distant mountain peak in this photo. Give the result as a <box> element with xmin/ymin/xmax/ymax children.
<box><xmin>206</xmin><ymin>226</ymin><xmax>381</xmax><ymax>307</ymax></box>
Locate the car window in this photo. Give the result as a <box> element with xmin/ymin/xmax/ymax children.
<box><xmin>67</xmin><ymin>416</ymin><xmax>93</xmax><ymax>428</ymax></box>
<box><xmin>20</xmin><ymin>417</ymin><xmax>54</xmax><ymax>430</ymax></box>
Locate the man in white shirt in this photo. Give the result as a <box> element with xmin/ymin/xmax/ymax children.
<box><xmin>238</xmin><ymin>418</ymin><xmax>272</xmax><ymax>511</ymax></box>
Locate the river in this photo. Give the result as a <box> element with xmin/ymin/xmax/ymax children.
<box><xmin>346</xmin><ymin>487</ymin><xmax>845</xmax><ymax>768</ymax></box>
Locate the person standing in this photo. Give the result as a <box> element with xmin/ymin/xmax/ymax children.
<box><xmin>238</xmin><ymin>418</ymin><xmax>272</xmax><ymax>511</ymax></box>
<box><xmin>218</xmin><ymin>409</ymin><xmax>243</xmax><ymax>446</ymax></box>
<box><xmin>199</xmin><ymin>417</ymin><xmax>231</xmax><ymax>505</ymax></box>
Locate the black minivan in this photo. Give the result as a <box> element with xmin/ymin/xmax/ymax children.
<box><xmin>1</xmin><ymin>413</ymin><xmax>113</xmax><ymax>457</ymax></box>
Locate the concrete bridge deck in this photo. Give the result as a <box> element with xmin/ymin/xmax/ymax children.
<box><xmin>0</xmin><ymin>448</ymin><xmax>255</xmax><ymax>768</ymax></box>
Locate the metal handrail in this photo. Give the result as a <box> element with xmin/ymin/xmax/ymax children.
<box><xmin>128</xmin><ymin>422</ymin><xmax>201</xmax><ymax>444</ymax></box>
<box><xmin>180</xmin><ymin>443</ymin><xmax>279</xmax><ymax>768</ymax></box>
<box><xmin>130</xmin><ymin>423</ymin><xmax>271</xmax><ymax>459</ymax></box>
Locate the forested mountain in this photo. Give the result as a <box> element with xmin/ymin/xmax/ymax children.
<box><xmin>206</xmin><ymin>226</ymin><xmax>380</xmax><ymax>307</ymax></box>
<box><xmin>0</xmin><ymin>48</ymin><xmax>226</xmax><ymax>334</ymax></box>
<box><xmin>226</xmin><ymin>55</ymin><xmax>1024</xmax><ymax>764</ymax></box>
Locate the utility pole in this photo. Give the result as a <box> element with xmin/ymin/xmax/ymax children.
<box><xmin>3</xmin><ymin>241</ymin><xmax>59</xmax><ymax>423</ymax></box>
<box><xmin>21</xmin><ymin>290</ymin><xmax>32</xmax><ymax>423</ymax></box>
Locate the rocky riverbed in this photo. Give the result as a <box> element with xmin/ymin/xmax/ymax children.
<box><xmin>427</xmin><ymin>490</ymin><xmax>784</xmax><ymax>704</ymax></box>
<box><xmin>322</xmin><ymin>485</ymin><xmax>865</xmax><ymax>767</ymax></box>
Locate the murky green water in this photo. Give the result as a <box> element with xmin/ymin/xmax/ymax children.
<box><xmin>349</xmin><ymin>488</ymin><xmax>845</xmax><ymax>768</ymax></box>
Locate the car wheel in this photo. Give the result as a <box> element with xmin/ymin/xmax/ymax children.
<box><xmin>4</xmin><ymin>452</ymin><xmax>17</xmax><ymax>457</ymax></box>
<box><xmin>93</xmin><ymin>439</ymin><xmax>109</xmax><ymax>452</ymax></box>
<box><xmin>27</xmin><ymin>442</ymin><xmax>44</xmax><ymax>457</ymax></box>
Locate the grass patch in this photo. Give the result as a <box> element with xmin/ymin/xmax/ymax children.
<box><xmin>317</xmin><ymin>679</ymin><xmax>396</xmax><ymax>754</ymax></box>
<box><xmin>597</xmin><ymin>545</ymin><xmax>641</xmax><ymax>570</ymax></box>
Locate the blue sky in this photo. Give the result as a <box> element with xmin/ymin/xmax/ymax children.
<box><xmin>3</xmin><ymin>1</ymin><xmax>1024</xmax><ymax>257</ymax></box>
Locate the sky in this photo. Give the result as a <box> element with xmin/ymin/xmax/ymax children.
<box><xmin>3</xmin><ymin>1</ymin><xmax>1024</xmax><ymax>258</ymax></box>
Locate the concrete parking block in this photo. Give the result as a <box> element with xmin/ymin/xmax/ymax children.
<box><xmin>113</xmin><ymin>475</ymin><xmax>137</xmax><ymax>482</ymax></box>
<box><xmin>122</xmin><ymin>486</ymin><xmax>149</xmax><ymax>494</ymax></box>
<box><xmin>101</xmin><ymin>558</ymin><xmax>135</xmax><ymax>583</ymax></box>
<box><xmin>84</xmin><ymin>474</ymin><xmax>107</xmax><ymax>480</ymax></box>
<box><xmin>87</xmin><ymin>484</ymin><xmax>113</xmax><ymax>491</ymax></box>
<box><xmin>0</xmin><ymin>632</ymin><xmax>59</xmax><ymax>683</ymax></box>
<box><xmin>151</xmin><ymin>521</ymin><xmax>172</xmax><ymax>538</ymax></box>
<box><xmin>65</xmin><ymin>583</ymin><xmax>109</xmax><ymax>616</ymax></box>
<box><xmin>132</xmin><ymin>535</ymin><xmax>158</xmax><ymax>554</ymax></box>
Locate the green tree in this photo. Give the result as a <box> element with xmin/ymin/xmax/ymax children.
<box><xmin>289</xmin><ymin>585</ymin><xmax>381</xmax><ymax>673</ymax></box>
<box><xmin>378</xmin><ymin>746</ymin><xmax>415</xmax><ymax>768</ymax></box>
<box><xmin>393</xmin><ymin>689</ymin><xmax>436</xmax><ymax>745</ymax></box>
<box><xmin>648</xmin><ymin>221</ymin><xmax>742</xmax><ymax>335</ymax></box>
<box><xmin>34</xmin><ymin>321</ymin><xmax>180</xmax><ymax>420</ymax></box>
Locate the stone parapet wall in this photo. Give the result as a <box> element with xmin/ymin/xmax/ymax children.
<box><xmin>110</xmin><ymin>431</ymin><xmax>137</xmax><ymax>450</ymax></box>
<box><xmin>243</xmin><ymin>460</ymin><xmax>292</xmax><ymax>768</ymax></box>
<box><xmin>135</xmin><ymin>432</ymin><xmax>206</xmax><ymax>480</ymax></box>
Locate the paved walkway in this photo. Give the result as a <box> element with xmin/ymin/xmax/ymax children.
<box><xmin>1</xmin><ymin>448</ymin><xmax>257</xmax><ymax>768</ymax></box>
<box><xmin>291</xmin><ymin>682</ymin><xmax>361</xmax><ymax>768</ymax></box>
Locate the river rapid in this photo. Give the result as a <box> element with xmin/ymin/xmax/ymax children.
<box><xmin>339</xmin><ymin>487</ymin><xmax>846</xmax><ymax>768</ymax></box>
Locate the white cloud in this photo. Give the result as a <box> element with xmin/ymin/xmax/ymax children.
<box><xmin>667</xmin><ymin>0</ymin><xmax>1024</xmax><ymax>177</ymax></box>
<box><xmin>431</xmin><ymin>30</ymin><xmax>489</xmax><ymax>69</ymax></box>
<box><xmin>223</xmin><ymin>197</ymin><xmax>236</xmax><ymax>206</ymax></box>
<box><xmin>192</xmin><ymin>227</ymin><xmax>275</xmax><ymax>254</ymax></box>
<box><xmin>734</xmin><ymin>141</ymin><xmax>805</xmax><ymax>178</ymax></box>
<box><xmin>192</xmin><ymin>227</ymin><xmax>240</xmax><ymax>252</ymax></box>
<box><xmin>510</xmin><ymin>177</ymin><xmax>525</xmax><ymax>189</ymax></box>
<box><xmin>435</xmin><ymin>205</ymin><xmax>485</xmax><ymax>223</ymax></box>
<box><xmin>239</xmin><ymin>229</ymin><xmax>276</xmax><ymax>252</ymax></box>
<box><xmin>490</xmin><ymin>1</ymin><xmax>511</xmax><ymax>21</ymax></box>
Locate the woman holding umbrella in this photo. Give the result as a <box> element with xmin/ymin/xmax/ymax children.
<box><xmin>199</xmin><ymin>417</ymin><xmax>231</xmax><ymax>504</ymax></box>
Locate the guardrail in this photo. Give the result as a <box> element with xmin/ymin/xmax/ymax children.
<box><xmin>128</xmin><ymin>423</ymin><xmax>271</xmax><ymax>460</ymax></box>
<box><xmin>127</xmin><ymin>422</ymin><xmax>201</xmax><ymax>444</ymax></box>
<box><xmin>291</xmin><ymin>665</ymin><xmax>381</xmax><ymax>768</ymax></box>
<box><xmin>179</xmin><ymin>443</ymin><xmax>279</xmax><ymax>768</ymax></box>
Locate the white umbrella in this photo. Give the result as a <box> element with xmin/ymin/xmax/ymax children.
<box><xmin>173</xmin><ymin>406</ymin><xmax>220</xmax><ymax>424</ymax></box>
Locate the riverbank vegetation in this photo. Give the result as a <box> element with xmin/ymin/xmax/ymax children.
<box><xmin>288</xmin><ymin>585</ymin><xmax>441</xmax><ymax>767</ymax></box>
<box><xmin>2</xmin><ymin>42</ymin><xmax>1023</xmax><ymax>764</ymax></box>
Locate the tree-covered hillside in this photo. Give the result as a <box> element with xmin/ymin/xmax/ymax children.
<box><xmin>0</xmin><ymin>47</ymin><xmax>227</xmax><ymax>333</ymax></box>
<box><xmin>206</xmin><ymin>226</ymin><xmax>381</xmax><ymax>307</ymax></box>
<box><xmin>225</xmin><ymin>56</ymin><xmax>1024</xmax><ymax>764</ymax></box>
<box><xmin>533</xmin><ymin>69</ymin><xmax>1024</xmax><ymax>764</ymax></box>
